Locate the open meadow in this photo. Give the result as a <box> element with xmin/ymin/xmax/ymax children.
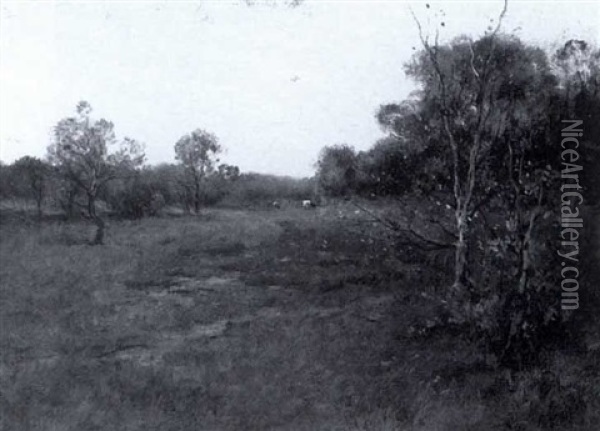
<box><xmin>1</xmin><ymin>203</ymin><xmax>599</xmax><ymax>431</ymax></box>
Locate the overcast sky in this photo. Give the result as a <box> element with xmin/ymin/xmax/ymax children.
<box><xmin>1</xmin><ymin>0</ymin><xmax>598</xmax><ymax>177</ymax></box>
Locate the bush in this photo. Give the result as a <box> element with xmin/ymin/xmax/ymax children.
<box><xmin>438</xmin><ymin>212</ymin><xmax>577</xmax><ymax>370</ymax></box>
<box><xmin>108</xmin><ymin>182</ymin><xmax>166</xmax><ymax>219</ymax></box>
<box><xmin>499</xmin><ymin>368</ymin><xmax>587</xmax><ymax>429</ymax></box>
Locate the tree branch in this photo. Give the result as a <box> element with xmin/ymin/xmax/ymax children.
<box><xmin>348</xmin><ymin>199</ymin><xmax>454</xmax><ymax>250</ymax></box>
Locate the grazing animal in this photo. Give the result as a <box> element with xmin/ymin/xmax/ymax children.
<box><xmin>272</xmin><ymin>200</ymin><xmax>281</xmax><ymax>209</ymax></box>
<box><xmin>302</xmin><ymin>200</ymin><xmax>316</xmax><ymax>209</ymax></box>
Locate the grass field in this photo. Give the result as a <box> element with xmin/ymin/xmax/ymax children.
<box><xmin>1</xmin><ymin>204</ymin><xmax>599</xmax><ymax>430</ymax></box>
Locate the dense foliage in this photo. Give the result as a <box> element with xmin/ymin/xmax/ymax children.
<box><xmin>316</xmin><ymin>35</ymin><xmax>600</xmax><ymax>368</ymax></box>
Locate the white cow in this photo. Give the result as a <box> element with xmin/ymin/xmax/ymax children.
<box><xmin>302</xmin><ymin>200</ymin><xmax>315</xmax><ymax>208</ymax></box>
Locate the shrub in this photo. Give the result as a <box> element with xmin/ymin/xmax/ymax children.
<box><xmin>108</xmin><ymin>182</ymin><xmax>165</xmax><ymax>219</ymax></box>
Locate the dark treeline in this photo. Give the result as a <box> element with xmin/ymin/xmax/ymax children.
<box><xmin>317</xmin><ymin>34</ymin><xmax>600</xmax><ymax>368</ymax></box>
<box><xmin>317</xmin><ymin>39</ymin><xmax>599</xmax><ymax>203</ymax></box>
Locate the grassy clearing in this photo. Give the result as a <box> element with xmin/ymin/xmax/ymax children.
<box><xmin>1</xmin><ymin>204</ymin><xmax>599</xmax><ymax>430</ymax></box>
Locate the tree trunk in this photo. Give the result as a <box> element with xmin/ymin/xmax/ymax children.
<box><xmin>62</xmin><ymin>188</ymin><xmax>76</xmax><ymax>219</ymax></box>
<box><xmin>453</xmin><ymin>209</ymin><xmax>470</xmax><ymax>295</ymax></box>
<box><xmin>92</xmin><ymin>215</ymin><xmax>105</xmax><ymax>245</ymax></box>
<box><xmin>178</xmin><ymin>189</ymin><xmax>191</xmax><ymax>214</ymax></box>
<box><xmin>36</xmin><ymin>196</ymin><xmax>43</xmax><ymax>220</ymax></box>
<box><xmin>194</xmin><ymin>177</ymin><xmax>201</xmax><ymax>214</ymax></box>
<box><xmin>517</xmin><ymin>195</ymin><xmax>543</xmax><ymax>294</ymax></box>
<box><xmin>87</xmin><ymin>193</ymin><xmax>105</xmax><ymax>245</ymax></box>
<box><xmin>87</xmin><ymin>193</ymin><xmax>96</xmax><ymax>217</ymax></box>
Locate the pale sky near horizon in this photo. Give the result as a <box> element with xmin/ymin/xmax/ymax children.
<box><xmin>1</xmin><ymin>0</ymin><xmax>598</xmax><ymax>177</ymax></box>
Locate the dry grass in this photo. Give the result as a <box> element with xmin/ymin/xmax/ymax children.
<box><xmin>1</xmin><ymin>204</ymin><xmax>598</xmax><ymax>430</ymax></box>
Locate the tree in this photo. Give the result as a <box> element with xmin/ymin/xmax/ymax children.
<box><xmin>553</xmin><ymin>40</ymin><xmax>600</xmax><ymax>206</ymax></box>
<box><xmin>217</xmin><ymin>164</ymin><xmax>240</xmax><ymax>182</ymax></box>
<box><xmin>12</xmin><ymin>156</ymin><xmax>50</xmax><ymax>219</ymax></box>
<box><xmin>316</xmin><ymin>144</ymin><xmax>357</xmax><ymax>197</ymax></box>
<box><xmin>50</xmin><ymin>172</ymin><xmax>81</xmax><ymax>220</ymax></box>
<box><xmin>105</xmin><ymin>168</ymin><xmax>166</xmax><ymax>219</ymax></box>
<box><xmin>47</xmin><ymin>101</ymin><xmax>145</xmax><ymax>243</ymax></box>
<box><xmin>174</xmin><ymin>129</ymin><xmax>222</xmax><ymax>213</ymax></box>
<box><xmin>150</xmin><ymin>163</ymin><xmax>193</xmax><ymax>212</ymax></box>
<box><xmin>402</xmin><ymin>1</ymin><xmax>517</xmax><ymax>298</ymax></box>
<box><xmin>387</xmin><ymin>3</ymin><xmax>589</xmax><ymax>366</ymax></box>
<box><xmin>0</xmin><ymin>162</ymin><xmax>10</xmax><ymax>200</ymax></box>
<box><xmin>553</xmin><ymin>40</ymin><xmax>600</xmax><ymax>108</ymax></box>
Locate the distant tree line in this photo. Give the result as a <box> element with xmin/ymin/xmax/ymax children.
<box><xmin>0</xmin><ymin>102</ymin><xmax>313</xmax><ymax>235</ymax></box>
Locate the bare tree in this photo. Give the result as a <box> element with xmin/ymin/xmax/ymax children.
<box><xmin>409</xmin><ymin>0</ymin><xmax>509</xmax><ymax>298</ymax></box>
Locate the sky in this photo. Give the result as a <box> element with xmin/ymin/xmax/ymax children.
<box><xmin>1</xmin><ymin>0</ymin><xmax>598</xmax><ymax>177</ymax></box>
